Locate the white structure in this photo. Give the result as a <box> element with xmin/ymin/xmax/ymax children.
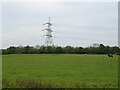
<box><xmin>43</xmin><ymin>17</ymin><xmax>54</xmax><ymax>46</ymax></box>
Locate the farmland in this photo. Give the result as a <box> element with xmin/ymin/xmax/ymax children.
<box><xmin>2</xmin><ymin>54</ymin><xmax>118</xmax><ymax>88</ymax></box>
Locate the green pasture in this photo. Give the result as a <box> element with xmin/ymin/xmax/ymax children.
<box><xmin>2</xmin><ymin>54</ymin><xmax>118</xmax><ymax>88</ymax></box>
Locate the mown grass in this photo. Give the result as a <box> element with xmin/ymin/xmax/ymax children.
<box><xmin>2</xmin><ymin>54</ymin><xmax>118</xmax><ymax>88</ymax></box>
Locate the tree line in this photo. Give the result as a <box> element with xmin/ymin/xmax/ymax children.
<box><xmin>1</xmin><ymin>44</ymin><xmax>120</xmax><ymax>55</ymax></box>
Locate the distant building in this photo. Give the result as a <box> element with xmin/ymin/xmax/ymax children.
<box><xmin>91</xmin><ymin>43</ymin><xmax>100</xmax><ymax>47</ymax></box>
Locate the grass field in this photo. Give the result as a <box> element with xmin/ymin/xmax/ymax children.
<box><xmin>2</xmin><ymin>54</ymin><xmax>118</xmax><ymax>88</ymax></box>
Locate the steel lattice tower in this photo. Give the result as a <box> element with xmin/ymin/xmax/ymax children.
<box><xmin>43</xmin><ymin>17</ymin><xmax>54</xmax><ymax>46</ymax></box>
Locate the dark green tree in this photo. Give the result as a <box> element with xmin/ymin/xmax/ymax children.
<box><xmin>7</xmin><ymin>46</ymin><xmax>16</xmax><ymax>54</ymax></box>
<box><xmin>55</xmin><ymin>47</ymin><xmax>63</xmax><ymax>54</ymax></box>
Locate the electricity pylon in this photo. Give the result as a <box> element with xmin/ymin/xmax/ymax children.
<box><xmin>43</xmin><ymin>17</ymin><xmax>54</xmax><ymax>46</ymax></box>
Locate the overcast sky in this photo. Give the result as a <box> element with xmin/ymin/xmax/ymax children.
<box><xmin>2</xmin><ymin>2</ymin><xmax>118</xmax><ymax>48</ymax></box>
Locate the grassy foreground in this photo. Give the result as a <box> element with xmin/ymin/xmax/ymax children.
<box><xmin>2</xmin><ymin>54</ymin><xmax>118</xmax><ymax>88</ymax></box>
